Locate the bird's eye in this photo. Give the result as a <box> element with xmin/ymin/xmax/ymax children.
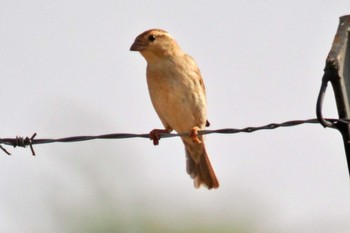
<box><xmin>148</xmin><ymin>35</ymin><xmax>156</xmax><ymax>42</ymax></box>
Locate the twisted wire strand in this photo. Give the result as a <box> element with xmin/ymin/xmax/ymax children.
<box><xmin>0</xmin><ymin>118</ymin><xmax>342</xmax><ymax>156</ymax></box>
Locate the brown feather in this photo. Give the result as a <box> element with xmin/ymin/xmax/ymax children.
<box><xmin>183</xmin><ymin>138</ymin><xmax>219</xmax><ymax>189</ymax></box>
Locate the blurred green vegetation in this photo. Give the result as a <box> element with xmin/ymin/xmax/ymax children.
<box><xmin>58</xmin><ymin>209</ymin><xmax>248</xmax><ymax>233</ymax></box>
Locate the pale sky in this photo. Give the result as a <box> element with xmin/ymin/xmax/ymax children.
<box><xmin>1</xmin><ymin>1</ymin><xmax>350</xmax><ymax>232</ymax></box>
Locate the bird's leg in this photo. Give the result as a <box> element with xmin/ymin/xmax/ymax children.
<box><xmin>149</xmin><ymin>128</ymin><xmax>171</xmax><ymax>146</ymax></box>
<box><xmin>190</xmin><ymin>126</ymin><xmax>202</xmax><ymax>144</ymax></box>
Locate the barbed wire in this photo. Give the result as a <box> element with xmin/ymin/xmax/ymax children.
<box><xmin>0</xmin><ymin>118</ymin><xmax>345</xmax><ymax>156</ymax></box>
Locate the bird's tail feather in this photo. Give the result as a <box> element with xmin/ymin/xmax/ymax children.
<box><xmin>184</xmin><ymin>140</ymin><xmax>219</xmax><ymax>189</ymax></box>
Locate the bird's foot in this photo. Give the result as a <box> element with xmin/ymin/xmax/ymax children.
<box><xmin>190</xmin><ymin>126</ymin><xmax>202</xmax><ymax>144</ymax></box>
<box><xmin>149</xmin><ymin>129</ymin><xmax>170</xmax><ymax>146</ymax></box>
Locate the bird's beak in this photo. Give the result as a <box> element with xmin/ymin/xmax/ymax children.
<box><xmin>130</xmin><ymin>40</ymin><xmax>146</xmax><ymax>51</ymax></box>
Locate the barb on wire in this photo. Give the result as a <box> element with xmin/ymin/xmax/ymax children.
<box><xmin>0</xmin><ymin>145</ymin><xmax>11</xmax><ymax>155</ymax></box>
<box><xmin>0</xmin><ymin>118</ymin><xmax>346</xmax><ymax>156</ymax></box>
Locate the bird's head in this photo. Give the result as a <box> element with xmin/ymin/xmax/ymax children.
<box><xmin>130</xmin><ymin>29</ymin><xmax>180</xmax><ymax>62</ymax></box>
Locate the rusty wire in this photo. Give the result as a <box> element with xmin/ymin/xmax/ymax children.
<box><xmin>0</xmin><ymin>118</ymin><xmax>345</xmax><ymax>156</ymax></box>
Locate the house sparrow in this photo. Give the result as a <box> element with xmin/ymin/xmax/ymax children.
<box><xmin>130</xmin><ymin>29</ymin><xmax>219</xmax><ymax>189</ymax></box>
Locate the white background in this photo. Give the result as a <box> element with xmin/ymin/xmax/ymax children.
<box><xmin>0</xmin><ymin>1</ymin><xmax>349</xmax><ymax>232</ymax></box>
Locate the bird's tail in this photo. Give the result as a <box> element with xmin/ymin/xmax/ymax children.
<box><xmin>183</xmin><ymin>138</ymin><xmax>219</xmax><ymax>189</ymax></box>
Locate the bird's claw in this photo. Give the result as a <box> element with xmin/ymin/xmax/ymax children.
<box><xmin>149</xmin><ymin>129</ymin><xmax>169</xmax><ymax>146</ymax></box>
<box><xmin>190</xmin><ymin>127</ymin><xmax>202</xmax><ymax>144</ymax></box>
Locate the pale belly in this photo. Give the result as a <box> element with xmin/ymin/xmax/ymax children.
<box><xmin>147</xmin><ymin>71</ymin><xmax>207</xmax><ymax>133</ymax></box>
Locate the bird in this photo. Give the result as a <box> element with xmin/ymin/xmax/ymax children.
<box><xmin>130</xmin><ymin>29</ymin><xmax>219</xmax><ymax>189</ymax></box>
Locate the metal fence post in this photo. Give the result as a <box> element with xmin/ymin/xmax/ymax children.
<box><xmin>317</xmin><ymin>15</ymin><xmax>350</xmax><ymax>176</ymax></box>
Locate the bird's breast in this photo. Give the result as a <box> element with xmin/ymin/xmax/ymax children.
<box><xmin>146</xmin><ymin>62</ymin><xmax>206</xmax><ymax>133</ymax></box>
